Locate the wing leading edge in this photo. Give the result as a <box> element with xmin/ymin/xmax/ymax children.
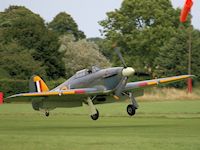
<box><xmin>5</xmin><ymin>88</ymin><xmax>111</xmax><ymax>103</ymax></box>
<box><xmin>125</xmin><ymin>75</ymin><xmax>194</xmax><ymax>91</ymax></box>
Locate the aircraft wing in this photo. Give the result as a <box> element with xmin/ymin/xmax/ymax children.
<box><xmin>5</xmin><ymin>88</ymin><xmax>111</xmax><ymax>103</ymax></box>
<box><xmin>124</xmin><ymin>75</ymin><xmax>194</xmax><ymax>92</ymax></box>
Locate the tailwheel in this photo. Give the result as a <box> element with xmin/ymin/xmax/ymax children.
<box><xmin>45</xmin><ymin>111</ymin><xmax>49</xmax><ymax>117</ymax></box>
<box><xmin>127</xmin><ymin>104</ymin><xmax>136</xmax><ymax>116</ymax></box>
<box><xmin>90</xmin><ymin>109</ymin><xmax>99</xmax><ymax>120</ymax></box>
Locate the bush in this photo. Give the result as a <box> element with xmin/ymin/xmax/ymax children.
<box><xmin>46</xmin><ymin>78</ymin><xmax>66</xmax><ymax>90</ymax></box>
<box><xmin>0</xmin><ymin>79</ymin><xmax>28</xmax><ymax>97</ymax></box>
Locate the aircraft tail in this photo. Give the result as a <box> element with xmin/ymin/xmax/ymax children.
<box><xmin>29</xmin><ymin>75</ymin><xmax>49</xmax><ymax>93</ymax></box>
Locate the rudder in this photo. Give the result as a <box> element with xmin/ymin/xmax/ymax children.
<box><xmin>29</xmin><ymin>75</ymin><xmax>49</xmax><ymax>93</ymax></box>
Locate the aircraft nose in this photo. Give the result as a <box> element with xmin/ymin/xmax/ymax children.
<box><xmin>122</xmin><ymin>67</ymin><xmax>135</xmax><ymax>77</ymax></box>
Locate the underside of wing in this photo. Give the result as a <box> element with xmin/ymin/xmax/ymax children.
<box><xmin>125</xmin><ymin>75</ymin><xmax>194</xmax><ymax>92</ymax></box>
<box><xmin>5</xmin><ymin>88</ymin><xmax>111</xmax><ymax>103</ymax></box>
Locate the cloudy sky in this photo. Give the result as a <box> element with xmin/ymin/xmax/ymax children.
<box><xmin>0</xmin><ymin>0</ymin><xmax>199</xmax><ymax>38</ymax></box>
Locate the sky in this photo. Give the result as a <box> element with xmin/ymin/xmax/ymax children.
<box><xmin>0</xmin><ymin>0</ymin><xmax>199</xmax><ymax>38</ymax></box>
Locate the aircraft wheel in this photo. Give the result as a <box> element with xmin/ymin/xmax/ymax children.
<box><xmin>127</xmin><ymin>104</ymin><xmax>136</xmax><ymax>116</ymax></box>
<box><xmin>45</xmin><ymin>111</ymin><xmax>49</xmax><ymax>117</ymax></box>
<box><xmin>90</xmin><ymin>109</ymin><xmax>99</xmax><ymax>120</ymax></box>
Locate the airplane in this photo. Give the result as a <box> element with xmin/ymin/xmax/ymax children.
<box><xmin>3</xmin><ymin>47</ymin><xmax>193</xmax><ymax>120</ymax></box>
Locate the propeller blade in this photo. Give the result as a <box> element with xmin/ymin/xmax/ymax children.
<box><xmin>114</xmin><ymin>47</ymin><xmax>127</xmax><ymax>68</ymax></box>
<box><xmin>112</xmin><ymin>45</ymin><xmax>135</xmax><ymax>96</ymax></box>
<box><xmin>115</xmin><ymin>76</ymin><xmax>128</xmax><ymax>97</ymax></box>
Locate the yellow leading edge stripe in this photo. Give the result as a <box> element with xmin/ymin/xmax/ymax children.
<box><xmin>159</xmin><ymin>75</ymin><xmax>188</xmax><ymax>83</ymax></box>
<box><xmin>22</xmin><ymin>91</ymin><xmax>76</xmax><ymax>97</ymax></box>
<box><xmin>147</xmin><ymin>81</ymin><xmax>158</xmax><ymax>86</ymax></box>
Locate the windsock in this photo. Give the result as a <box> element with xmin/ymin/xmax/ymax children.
<box><xmin>180</xmin><ymin>0</ymin><xmax>193</xmax><ymax>23</ymax></box>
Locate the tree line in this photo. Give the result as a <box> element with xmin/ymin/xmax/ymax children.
<box><xmin>0</xmin><ymin>5</ymin><xmax>109</xmax><ymax>81</ymax></box>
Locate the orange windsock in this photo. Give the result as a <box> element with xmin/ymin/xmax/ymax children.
<box><xmin>180</xmin><ymin>0</ymin><xmax>193</xmax><ymax>23</ymax></box>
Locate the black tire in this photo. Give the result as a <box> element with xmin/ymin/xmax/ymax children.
<box><xmin>127</xmin><ymin>104</ymin><xmax>136</xmax><ymax>116</ymax></box>
<box><xmin>90</xmin><ymin>109</ymin><xmax>99</xmax><ymax>120</ymax></box>
<box><xmin>45</xmin><ymin>112</ymin><xmax>49</xmax><ymax>117</ymax></box>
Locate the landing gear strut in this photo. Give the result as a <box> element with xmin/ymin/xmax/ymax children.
<box><xmin>86</xmin><ymin>97</ymin><xmax>99</xmax><ymax>120</ymax></box>
<box><xmin>127</xmin><ymin>93</ymin><xmax>138</xmax><ymax>116</ymax></box>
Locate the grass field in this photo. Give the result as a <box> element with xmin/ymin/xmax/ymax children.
<box><xmin>0</xmin><ymin>100</ymin><xmax>200</xmax><ymax>150</ymax></box>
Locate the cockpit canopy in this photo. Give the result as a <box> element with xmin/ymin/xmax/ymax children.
<box><xmin>91</xmin><ymin>66</ymin><xmax>101</xmax><ymax>72</ymax></box>
<box><xmin>74</xmin><ymin>66</ymin><xmax>101</xmax><ymax>79</ymax></box>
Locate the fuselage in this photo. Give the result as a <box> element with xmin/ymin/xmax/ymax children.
<box><xmin>52</xmin><ymin>67</ymin><xmax>124</xmax><ymax>92</ymax></box>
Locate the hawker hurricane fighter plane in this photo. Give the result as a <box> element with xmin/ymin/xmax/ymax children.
<box><xmin>4</xmin><ymin>48</ymin><xmax>193</xmax><ymax>120</ymax></box>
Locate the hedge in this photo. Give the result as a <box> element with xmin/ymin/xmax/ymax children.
<box><xmin>0</xmin><ymin>79</ymin><xmax>29</xmax><ymax>97</ymax></box>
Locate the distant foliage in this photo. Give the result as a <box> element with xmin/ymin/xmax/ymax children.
<box><xmin>155</xmin><ymin>28</ymin><xmax>200</xmax><ymax>87</ymax></box>
<box><xmin>99</xmin><ymin>0</ymin><xmax>200</xmax><ymax>87</ymax></box>
<box><xmin>59</xmin><ymin>35</ymin><xmax>111</xmax><ymax>77</ymax></box>
<box><xmin>0</xmin><ymin>42</ymin><xmax>46</xmax><ymax>79</ymax></box>
<box><xmin>100</xmin><ymin>0</ymin><xmax>184</xmax><ymax>77</ymax></box>
<box><xmin>0</xmin><ymin>6</ymin><xmax>45</xmax><ymax>48</ymax></box>
<box><xmin>87</xmin><ymin>38</ymin><xmax>114</xmax><ymax>60</ymax></box>
<box><xmin>48</xmin><ymin>12</ymin><xmax>86</xmax><ymax>40</ymax></box>
<box><xmin>0</xmin><ymin>6</ymin><xmax>66</xmax><ymax>80</ymax></box>
<box><xmin>0</xmin><ymin>79</ymin><xmax>28</xmax><ymax>97</ymax></box>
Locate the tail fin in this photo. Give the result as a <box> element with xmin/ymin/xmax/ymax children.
<box><xmin>29</xmin><ymin>75</ymin><xmax>49</xmax><ymax>93</ymax></box>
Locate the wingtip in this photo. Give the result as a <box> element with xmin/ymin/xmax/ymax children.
<box><xmin>187</xmin><ymin>75</ymin><xmax>196</xmax><ymax>78</ymax></box>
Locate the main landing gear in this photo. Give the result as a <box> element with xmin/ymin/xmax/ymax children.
<box><xmin>127</xmin><ymin>104</ymin><xmax>136</xmax><ymax>116</ymax></box>
<box><xmin>86</xmin><ymin>97</ymin><xmax>99</xmax><ymax>120</ymax></box>
<box><xmin>91</xmin><ymin>109</ymin><xmax>99</xmax><ymax>120</ymax></box>
<box><xmin>126</xmin><ymin>93</ymin><xmax>138</xmax><ymax>117</ymax></box>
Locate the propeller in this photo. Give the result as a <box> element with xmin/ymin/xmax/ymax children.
<box><xmin>115</xmin><ymin>76</ymin><xmax>128</xmax><ymax>97</ymax></box>
<box><xmin>113</xmin><ymin>46</ymin><xmax>135</xmax><ymax>97</ymax></box>
<box><xmin>114</xmin><ymin>47</ymin><xmax>127</xmax><ymax>68</ymax></box>
<box><xmin>114</xmin><ymin>45</ymin><xmax>150</xmax><ymax>77</ymax></box>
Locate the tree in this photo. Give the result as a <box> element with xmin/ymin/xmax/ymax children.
<box><xmin>100</xmin><ymin>0</ymin><xmax>190</xmax><ymax>77</ymax></box>
<box><xmin>0</xmin><ymin>6</ymin><xmax>45</xmax><ymax>48</ymax></box>
<box><xmin>0</xmin><ymin>42</ymin><xmax>46</xmax><ymax>79</ymax></box>
<box><xmin>155</xmin><ymin>28</ymin><xmax>200</xmax><ymax>87</ymax></box>
<box><xmin>59</xmin><ymin>35</ymin><xmax>111</xmax><ymax>77</ymax></box>
<box><xmin>0</xmin><ymin>6</ymin><xmax>66</xmax><ymax>79</ymax></box>
<box><xmin>87</xmin><ymin>37</ymin><xmax>114</xmax><ymax>60</ymax></box>
<box><xmin>190</xmin><ymin>29</ymin><xmax>200</xmax><ymax>83</ymax></box>
<box><xmin>32</xmin><ymin>30</ymin><xmax>66</xmax><ymax>79</ymax></box>
<box><xmin>48</xmin><ymin>12</ymin><xmax>85</xmax><ymax>39</ymax></box>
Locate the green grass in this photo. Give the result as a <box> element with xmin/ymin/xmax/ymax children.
<box><xmin>0</xmin><ymin>100</ymin><xmax>200</xmax><ymax>150</ymax></box>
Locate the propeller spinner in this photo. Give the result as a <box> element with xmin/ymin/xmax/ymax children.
<box><xmin>122</xmin><ymin>67</ymin><xmax>135</xmax><ymax>77</ymax></box>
